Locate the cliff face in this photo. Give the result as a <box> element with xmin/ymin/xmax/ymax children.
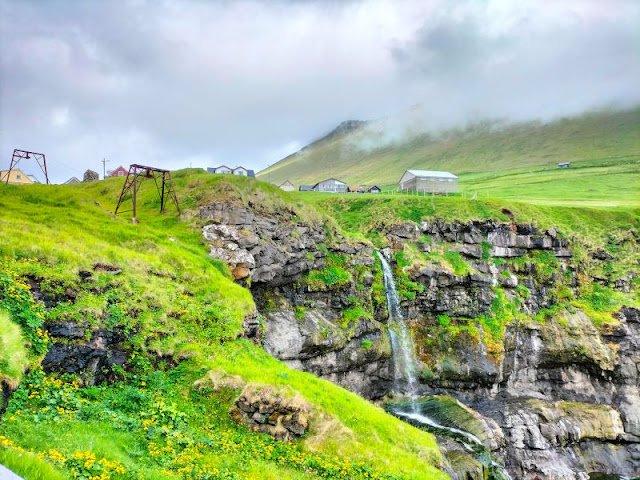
<box><xmin>201</xmin><ymin>201</ymin><xmax>392</xmax><ymax>399</ymax></box>
<box><xmin>385</xmin><ymin>219</ymin><xmax>639</xmax><ymax>479</ymax></box>
<box><xmin>201</xmin><ymin>201</ymin><xmax>639</xmax><ymax>479</ymax></box>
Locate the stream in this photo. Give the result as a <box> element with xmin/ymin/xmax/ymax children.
<box><xmin>377</xmin><ymin>250</ymin><xmax>512</xmax><ymax>480</ymax></box>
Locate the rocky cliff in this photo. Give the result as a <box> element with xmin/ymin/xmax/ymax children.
<box><xmin>201</xmin><ymin>201</ymin><xmax>392</xmax><ymax>399</ymax></box>
<box><xmin>200</xmin><ymin>200</ymin><xmax>639</xmax><ymax>479</ymax></box>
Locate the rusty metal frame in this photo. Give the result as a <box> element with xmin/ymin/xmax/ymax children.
<box><xmin>114</xmin><ymin>164</ymin><xmax>179</xmax><ymax>223</ymax></box>
<box><xmin>2</xmin><ymin>149</ymin><xmax>49</xmax><ymax>184</ymax></box>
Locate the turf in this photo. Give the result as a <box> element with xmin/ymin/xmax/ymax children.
<box><xmin>0</xmin><ymin>172</ymin><xmax>447</xmax><ymax>480</ymax></box>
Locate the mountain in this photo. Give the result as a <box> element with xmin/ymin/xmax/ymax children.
<box><xmin>258</xmin><ymin>106</ymin><xmax>640</xmax><ymax>187</ymax></box>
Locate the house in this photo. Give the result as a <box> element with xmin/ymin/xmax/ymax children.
<box><xmin>207</xmin><ymin>166</ymin><xmax>255</xmax><ymax>177</ymax></box>
<box><xmin>0</xmin><ymin>169</ymin><xmax>34</xmax><ymax>185</ymax></box>
<box><xmin>108</xmin><ymin>166</ymin><xmax>128</xmax><ymax>177</ymax></box>
<box><xmin>232</xmin><ymin>166</ymin><xmax>256</xmax><ymax>177</ymax></box>
<box><xmin>312</xmin><ymin>178</ymin><xmax>348</xmax><ymax>193</ymax></box>
<box><xmin>299</xmin><ymin>185</ymin><xmax>314</xmax><ymax>192</ymax></box>
<box><xmin>398</xmin><ymin>170</ymin><xmax>458</xmax><ymax>194</ymax></box>
<box><xmin>279</xmin><ymin>180</ymin><xmax>295</xmax><ymax>191</ymax></box>
<box><xmin>64</xmin><ymin>176</ymin><xmax>80</xmax><ymax>184</ymax></box>
<box><xmin>558</xmin><ymin>162</ymin><xmax>571</xmax><ymax>168</ymax></box>
<box><xmin>348</xmin><ymin>186</ymin><xmax>365</xmax><ymax>193</ymax></box>
<box><xmin>207</xmin><ymin>165</ymin><xmax>232</xmax><ymax>174</ymax></box>
<box><xmin>368</xmin><ymin>185</ymin><xmax>381</xmax><ymax>193</ymax></box>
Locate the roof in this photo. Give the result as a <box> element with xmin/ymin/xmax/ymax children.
<box><xmin>64</xmin><ymin>176</ymin><xmax>80</xmax><ymax>184</ymax></box>
<box><xmin>368</xmin><ymin>185</ymin><xmax>381</xmax><ymax>190</ymax></box>
<box><xmin>299</xmin><ymin>185</ymin><xmax>314</xmax><ymax>191</ymax></box>
<box><xmin>279</xmin><ymin>180</ymin><xmax>294</xmax><ymax>186</ymax></box>
<box><xmin>312</xmin><ymin>178</ymin><xmax>346</xmax><ymax>188</ymax></box>
<box><xmin>405</xmin><ymin>170</ymin><xmax>458</xmax><ymax>179</ymax></box>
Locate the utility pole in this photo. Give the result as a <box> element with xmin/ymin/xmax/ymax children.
<box><xmin>102</xmin><ymin>158</ymin><xmax>110</xmax><ymax>179</ymax></box>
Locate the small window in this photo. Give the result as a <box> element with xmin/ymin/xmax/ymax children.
<box><xmin>16</xmin><ymin>174</ymin><xmax>21</xmax><ymax>179</ymax></box>
<box><xmin>118</xmin><ymin>171</ymin><xmax>124</xmax><ymax>176</ymax></box>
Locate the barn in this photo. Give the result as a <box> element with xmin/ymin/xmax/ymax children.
<box><xmin>312</xmin><ymin>178</ymin><xmax>348</xmax><ymax>193</ymax></box>
<box><xmin>279</xmin><ymin>180</ymin><xmax>295</xmax><ymax>191</ymax></box>
<box><xmin>398</xmin><ymin>170</ymin><xmax>458</xmax><ymax>194</ymax></box>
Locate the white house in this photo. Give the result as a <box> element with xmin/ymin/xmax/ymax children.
<box><xmin>398</xmin><ymin>170</ymin><xmax>458</xmax><ymax>194</ymax></box>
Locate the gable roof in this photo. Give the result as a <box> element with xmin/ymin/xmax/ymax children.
<box><xmin>279</xmin><ymin>180</ymin><xmax>294</xmax><ymax>187</ymax></box>
<box><xmin>64</xmin><ymin>176</ymin><xmax>80</xmax><ymax>184</ymax></box>
<box><xmin>406</xmin><ymin>170</ymin><xmax>457</xmax><ymax>179</ymax></box>
<box><xmin>312</xmin><ymin>178</ymin><xmax>346</xmax><ymax>188</ymax></box>
<box><xmin>399</xmin><ymin>170</ymin><xmax>457</xmax><ymax>184</ymax></box>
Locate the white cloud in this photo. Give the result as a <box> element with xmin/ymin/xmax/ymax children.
<box><xmin>0</xmin><ymin>0</ymin><xmax>638</xmax><ymax>183</ymax></box>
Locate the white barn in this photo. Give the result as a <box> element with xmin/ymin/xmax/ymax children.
<box><xmin>312</xmin><ymin>178</ymin><xmax>348</xmax><ymax>193</ymax></box>
<box><xmin>398</xmin><ymin>170</ymin><xmax>458</xmax><ymax>194</ymax></box>
<box><xmin>279</xmin><ymin>180</ymin><xmax>295</xmax><ymax>191</ymax></box>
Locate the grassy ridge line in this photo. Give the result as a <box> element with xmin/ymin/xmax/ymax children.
<box><xmin>257</xmin><ymin>106</ymin><xmax>640</xmax><ymax>188</ymax></box>
<box><xmin>0</xmin><ymin>173</ymin><xmax>447</xmax><ymax>479</ymax></box>
<box><xmin>298</xmin><ymin>192</ymin><xmax>639</xmax><ymax>239</ymax></box>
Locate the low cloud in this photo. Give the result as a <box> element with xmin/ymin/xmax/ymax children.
<box><xmin>1</xmin><ymin>0</ymin><xmax>638</xmax><ymax>182</ymax></box>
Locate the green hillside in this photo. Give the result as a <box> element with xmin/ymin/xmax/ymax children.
<box><xmin>0</xmin><ymin>173</ymin><xmax>446</xmax><ymax>480</ymax></box>
<box><xmin>258</xmin><ymin>107</ymin><xmax>640</xmax><ymax>198</ymax></box>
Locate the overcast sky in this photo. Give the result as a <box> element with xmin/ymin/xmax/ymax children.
<box><xmin>1</xmin><ymin>0</ymin><xmax>638</xmax><ymax>183</ymax></box>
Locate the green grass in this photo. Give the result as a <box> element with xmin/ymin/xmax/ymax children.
<box><xmin>0</xmin><ymin>172</ymin><xmax>447</xmax><ymax>479</ymax></box>
<box><xmin>0</xmin><ymin>312</ymin><xmax>29</xmax><ymax>389</ymax></box>
<box><xmin>258</xmin><ymin>106</ymin><xmax>640</xmax><ymax>201</ymax></box>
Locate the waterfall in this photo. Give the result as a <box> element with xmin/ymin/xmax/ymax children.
<box><xmin>376</xmin><ymin>250</ymin><xmax>513</xmax><ymax>480</ymax></box>
<box><xmin>378</xmin><ymin>251</ymin><xmax>420</xmax><ymax>402</ymax></box>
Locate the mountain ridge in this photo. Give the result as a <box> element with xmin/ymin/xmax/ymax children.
<box><xmin>258</xmin><ymin>106</ymin><xmax>640</xmax><ymax>187</ymax></box>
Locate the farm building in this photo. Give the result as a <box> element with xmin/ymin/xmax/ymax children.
<box><xmin>558</xmin><ymin>162</ymin><xmax>571</xmax><ymax>168</ymax></box>
<box><xmin>108</xmin><ymin>166</ymin><xmax>128</xmax><ymax>177</ymax></box>
<box><xmin>398</xmin><ymin>170</ymin><xmax>458</xmax><ymax>194</ymax></box>
<box><xmin>279</xmin><ymin>180</ymin><xmax>295</xmax><ymax>191</ymax></box>
<box><xmin>0</xmin><ymin>169</ymin><xmax>35</xmax><ymax>185</ymax></box>
<box><xmin>368</xmin><ymin>186</ymin><xmax>381</xmax><ymax>193</ymax></box>
<box><xmin>348</xmin><ymin>186</ymin><xmax>366</xmax><ymax>193</ymax></box>
<box><xmin>312</xmin><ymin>178</ymin><xmax>348</xmax><ymax>193</ymax></box>
<box><xmin>207</xmin><ymin>166</ymin><xmax>256</xmax><ymax>177</ymax></box>
<box><xmin>299</xmin><ymin>185</ymin><xmax>313</xmax><ymax>191</ymax></box>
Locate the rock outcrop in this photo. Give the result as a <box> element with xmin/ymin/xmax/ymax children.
<box><xmin>201</xmin><ymin>201</ymin><xmax>392</xmax><ymax>398</ymax></box>
<box><xmin>201</xmin><ymin>205</ymin><xmax>639</xmax><ymax>479</ymax></box>
<box><xmin>229</xmin><ymin>384</ymin><xmax>311</xmax><ymax>441</ymax></box>
<box><xmin>42</xmin><ymin>321</ymin><xmax>128</xmax><ymax>385</ymax></box>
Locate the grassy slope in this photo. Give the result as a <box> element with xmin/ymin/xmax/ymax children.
<box><xmin>299</xmin><ymin>192</ymin><xmax>640</xmax><ymax>284</ymax></box>
<box><xmin>258</xmin><ymin>107</ymin><xmax>640</xmax><ymax>205</ymax></box>
<box><xmin>0</xmin><ymin>172</ymin><xmax>446</xmax><ymax>480</ymax></box>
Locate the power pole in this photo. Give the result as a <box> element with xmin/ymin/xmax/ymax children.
<box><xmin>102</xmin><ymin>158</ymin><xmax>110</xmax><ymax>179</ymax></box>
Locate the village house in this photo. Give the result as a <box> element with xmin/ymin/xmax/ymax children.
<box><xmin>349</xmin><ymin>185</ymin><xmax>381</xmax><ymax>193</ymax></box>
<box><xmin>398</xmin><ymin>170</ymin><xmax>458</xmax><ymax>194</ymax></box>
<box><xmin>298</xmin><ymin>185</ymin><xmax>313</xmax><ymax>192</ymax></box>
<box><xmin>279</xmin><ymin>180</ymin><xmax>295</xmax><ymax>191</ymax></box>
<box><xmin>207</xmin><ymin>166</ymin><xmax>256</xmax><ymax>177</ymax></box>
<box><xmin>312</xmin><ymin>178</ymin><xmax>348</xmax><ymax>193</ymax></box>
<box><xmin>64</xmin><ymin>176</ymin><xmax>80</xmax><ymax>184</ymax></box>
<box><xmin>0</xmin><ymin>169</ymin><xmax>35</xmax><ymax>185</ymax></box>
<box><xmin>108</xmin><ymin>165</ymin><xmax>128</xmax><ymax>177</ymax></box>
<box><xmin>558</xmin><ymin>162</ymin><xmax>571</xmax><ymax>168</ymax></box>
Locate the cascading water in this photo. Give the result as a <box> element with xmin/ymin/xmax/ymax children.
<box><xmin>378</xmin><ymin>251</ymin><xmax>420</xmax><ymax>402</ymax></box>
<box><xmin>376</xmin><ymin>250</ymin><xmax>513</xmax><ymax>480</ymax></box>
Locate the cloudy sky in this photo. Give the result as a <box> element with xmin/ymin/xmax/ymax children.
<box><xmin>1</xmin><ymin>0</ymin><xmax>638</xmax><ymax>183</ymax></box>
